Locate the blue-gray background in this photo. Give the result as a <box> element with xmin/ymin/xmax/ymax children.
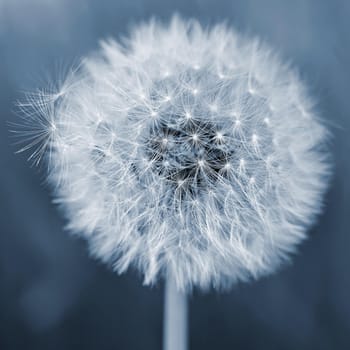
<box><xmin>0</xmin><ymin>0</ymin><xmax>349</xmax><ymax>349</ymax></box>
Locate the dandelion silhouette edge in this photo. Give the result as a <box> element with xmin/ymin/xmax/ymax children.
<box><xmin>18</xmin><ymin>16</ymin><xmax>330</xmax><ymax>291</ymax></box>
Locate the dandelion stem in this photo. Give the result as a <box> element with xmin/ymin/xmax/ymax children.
<box><xmin>163</xmin><ymin>271</ymin><xmax>188</xmax><ymax>350</ymax></box>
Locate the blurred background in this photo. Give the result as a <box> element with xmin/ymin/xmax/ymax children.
<box><xmin>0</xmin><ymin>0</ymin><xmax>349</xmax><ymax>349</ymax></box>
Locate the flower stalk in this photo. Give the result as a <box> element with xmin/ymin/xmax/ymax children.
<box><xmin>163</xmin><ymin>271</ymin><xmax>188</xmax><ymax>350</ymax></box>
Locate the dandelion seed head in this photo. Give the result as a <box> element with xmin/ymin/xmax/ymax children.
<box><xmin>20</xmin><ymin>16</ymin><xmax>331</xmax><ymax>291</ymax></box>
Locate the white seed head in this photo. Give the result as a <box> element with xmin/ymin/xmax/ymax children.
<box><xmin>19</xmin><ymin>16</ymin><xmax>330</xmax><ymax>291</ymax></box>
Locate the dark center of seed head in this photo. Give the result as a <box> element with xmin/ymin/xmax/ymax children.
<box><xmin>146</xmin><ymin>115</ymin><xmax>233</xmax><ymax>194</ymax></box>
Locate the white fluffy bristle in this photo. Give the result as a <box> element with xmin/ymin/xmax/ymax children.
<box><xmin>19</xmin><ymin>16</ymin><xmax>330</xmax><ymax>291</ymax></box>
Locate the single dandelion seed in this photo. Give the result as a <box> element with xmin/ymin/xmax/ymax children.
<box><xmin>192</xmin><ymin>133</ymin><xmax>199</xmax><ymax>141</ymax></box>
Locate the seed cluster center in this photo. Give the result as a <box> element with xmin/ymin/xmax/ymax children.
<box><xmin>145</xmin><ymin>116</ymin><xmax>234</xmax><ymax>193</ymax></box>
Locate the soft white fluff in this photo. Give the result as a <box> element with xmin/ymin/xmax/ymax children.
<box><xmin>19</xmin><ymin>17</ymin><xmax>330</xmax><ymax>291</ymax></box>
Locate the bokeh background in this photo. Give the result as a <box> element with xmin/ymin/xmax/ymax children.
<box><xmin>0</xmin><ymin>0</ymin><xmax>349</xmax><ymax>349</ymax></box>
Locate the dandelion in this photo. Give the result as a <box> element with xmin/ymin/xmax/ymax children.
<box><xmin>16</xmin><ymin>16</ymin><xmax>330</xmax><ymax>350</ymax></box>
